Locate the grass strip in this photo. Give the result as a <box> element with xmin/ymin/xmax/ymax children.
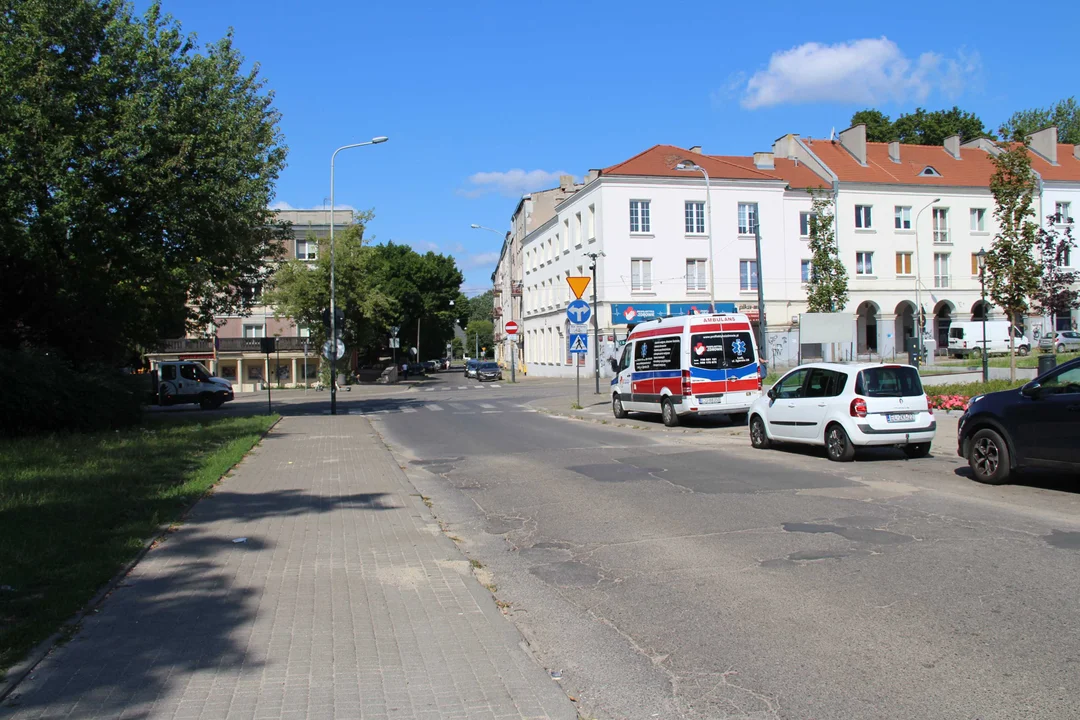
<box><xmin>923</xmin><ymin>379</ymin><xmax>1028</xmax><ymax>397</ymax></box>
<box><xmin>0</xmin><ymin>413</ymin><xmax>277</xmax><ymax>676</ymax></box>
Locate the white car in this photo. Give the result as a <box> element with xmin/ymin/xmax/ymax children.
<box><xmin>748</xmin><ymin>363</ymin><xmax>936</xmax><ymax>462</ymax></box>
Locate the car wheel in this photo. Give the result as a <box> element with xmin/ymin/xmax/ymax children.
<box><xmin>971</xmin><ymin>347</ymin><xmax>982</xmax><ymax>359</ymax></box>
<box><xmin>968</xmin><ymin>428</ymin><xmax>1011</xmax><ymax>485</ymax></box>
<box><xmin>749</xmin><ymin>415</ymin><xmax>771</xmax><ymax>449</ymax></box>
<box><xmin>199</xmin><ymin>394</ymin><xmax>214</xmax><ymax>411</ymax></box>
<box><xmin>661</xmin><ymin>397</ymin><xmax>680</xmax><ymax>427</ymax></box>
<box><xmin>612</xmin><ymin>394</ymin><xmax>628</xmax><ymax>419</ymax></box>
<box><xmin>903</xmin><ymin>441</ymin><xmax>931</xmax><ymax>458</ymax></box>
<box><xmin>1058</xmin><ymin>343</ymin><xmax>1066</xmax><ymax>354</ymax></box>
<box><xmin>1018</xmin><ymin>345</ymin><xmax>1030</xmax><ymax>357</ymax></box>
<box><xmin>825</xmin><ymin>423</ymin><xmax>855</xmax><ymax>462</ymax></box>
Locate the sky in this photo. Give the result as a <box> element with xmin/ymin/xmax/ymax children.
<box><xmin>140</xmin><ymin>0</ymin><xmax>1076</xmax><ymax>295</ymax></box>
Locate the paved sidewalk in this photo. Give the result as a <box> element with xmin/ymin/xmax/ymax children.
<box><xmin>1</xmin><ymin>416</ymin><xmax>576</xmax><ymax>720</ymax></box>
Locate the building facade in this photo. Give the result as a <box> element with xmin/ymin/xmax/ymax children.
<box><xmin>146</xmin><ymin>209</ymin><xmax>353</xmax><ymax>391</ymax></box>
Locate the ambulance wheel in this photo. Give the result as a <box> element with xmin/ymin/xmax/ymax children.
<box><xmin>199</xmin><ymin>394</ymin><xmax>216</xmax><ymax>410</ymax></box>
<box><xmin>661</xmin><ymin>398</ymin><xmax>680</xmax><ymax>427</ymax></box>
<box><xmin>612</xmin><ymin>394</ymin><xmax>628</xmax><ymax>419</ymax></box>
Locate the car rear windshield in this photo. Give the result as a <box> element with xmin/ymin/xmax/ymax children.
<box><xmin>856</xmin><ymin>366</ymin><xmax>924</xmax><ymax>397</ymax></box>
<box><xmin>689</xmin><ymin>331</ymin><xmax>756</xmax><ymax>369</ymax></box>
<box><xmin>480</xmin><ymin>363</ymin><xmax>498</xmax><ymax>369</ymax></box>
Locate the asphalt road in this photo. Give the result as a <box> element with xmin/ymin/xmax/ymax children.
<box><xmin>352</xmin><ymin>374</ymin><xmax>1080</xmax><ymax>720</ymax></box>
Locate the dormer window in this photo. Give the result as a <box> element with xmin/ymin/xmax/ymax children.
<box><xmin>921</xmin><ymin>166</ymin><xmax>942</xmax><ymax>177</ymax></box>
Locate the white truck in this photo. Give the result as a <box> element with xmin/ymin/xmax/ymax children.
<box><xmin>947</xmin><ymin>321</ymin><xmax>1030</xmax><ymax>358</ymax></box>
<box><xmin>152</xmin><ymin>361</ymin><xmax>234</xmax><ymax>409</ymax></box>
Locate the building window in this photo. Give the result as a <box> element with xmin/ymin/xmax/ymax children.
<box><xmin>855</xmin><ymin>205</ymin><xmax>872</xmax><ymax>229</ymax></box>
<box><xmin>799</xmin><ymin>211</ymin><xmax>817</xmax><ymax>237</ymax></box>
<box><xmin>588</xmin><ymin>204</ymin><xmax>596</xmax><ymax>240</ymax></box>
<box><xmin>563</xmin><ymin>219</ymin><xmax>570</xmax><ymax>252</ymax></box>
<box><xmin>970</xmin><ymin>253</ymin><xmax>981</xmax><ymax>276</ymax></box>
<box><xmin>295</xmin><ymin>238</ymin><xmax>317</xmax><ymax>260</ymax></box>
<box><xmin>1056</xmin><ymin>201</ymin><xmax>1072</xmax><ymax>224</ymax></box>
<box><xmin>243</xmin><ymin>324</ymin><xmax>265</xmax><ymax>338</ymax></box>
<box><xmin>933</xmin><ymin>207</ymin><xmax>949</xmax><ymax>243</ymax></box>
<box><xmin>970</xmin><ymin>208</ymin><xmax>986</xmax><ymax>232</ymax></box>
<box><xmin>934</xmin><ymin>253</ymin><xmax>951</xmax><ymax>288</ymax></box>
<box><xmin>631</xmin><ymin>258</ymin><xmax>652</xmax><ymax>292</ymax></box>
<box><xmin>575</xmin><ymin>212</ymin><xmax>583</xmax><ymax>246</ymax></box>
<box><xmin>685</xmin><ymin>201</ymin><xmax>705</xmax><ymax>234</ymax></box>
<box><xmin>738</xmin><ymin>203</ymin><xmax>757</xmax><ymax>235</ymax></box>
<box><xmin>896</xmin><ymin>252</ymin><xmax>913</xmax><ymax>276</ymax></box>
<box><xmin>630</xmin><ymin>200</ymin><xmax>651</xmax><ymax>233</ymax></box>
<box><xmin>894</xmin><ymin>206</ymin><xmax>912</xmax><ymax>230</ymax></box>
<box><xmin>686</xmin><ymin>259</ymin><xmax>707</xmax><ymax>291</ymax></box>
<box><xmin>800</xmin><ymin>259</ymin><xmax>812</xmax><ymax>283</ymax></box>
<box><xmin>855</xmin><ymin>252</ymin><xmax>874</xmax><ymax>276</ymax></box>
<box><xmin>739</xmin><ymin>259</ymin><xmax>758</xmax><ymax>291</ymax></box>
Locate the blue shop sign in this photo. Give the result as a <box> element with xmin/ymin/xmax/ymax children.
<box><xmin>611</xmin><ymin>303</ymin><xmax>668</xmax><ymax>325</ymax></box>
<box><xmin>667</xmin><ymin>302</ymin><xmax>737</xmax><ymax>317</ymax></box>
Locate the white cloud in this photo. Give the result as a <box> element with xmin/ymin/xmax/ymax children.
<box><xmin>269</xmin><ymin>201</ymin><xmax>356</xmax><ymax>211</ymax></box>
<box><xmin>739</xmin><ymin>38</ymin><xmax>982</xmax><ymax>109</ymax></box>
<box><xmin>460</xmin><ymin>169</ymin><xmax>575</xmax><ymax>198</ymax></box>
<box><xmin>465</xmin><ymin>252</ymin><xmax>501</xmax><ymax>269</ymax></box>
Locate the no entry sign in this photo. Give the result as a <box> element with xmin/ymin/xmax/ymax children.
<box><xmin>504</xmin><ymin>320</ymin><xmax>519</xmax><ymax>335</ymax></box>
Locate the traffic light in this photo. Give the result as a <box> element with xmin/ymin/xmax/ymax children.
<box><xmin>322</xmin><ymin>308</ymin><xmax>345</xmax><ymax>338</ymax></box>
<box><xmin>260</xmin><ymin>337</ymin><xmax>276</xmax><ymax>354</ymax></box>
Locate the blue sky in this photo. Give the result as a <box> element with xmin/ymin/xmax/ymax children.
<box><xmin>144</xmin><ymin>0</ymin><xmax>1076</xmax><ymax>294</ymax></box>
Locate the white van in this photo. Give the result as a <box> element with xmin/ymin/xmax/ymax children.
<box><xmin>948</xmin><ymin>321</ymin><xmax>1030</xmax><ymax>358</ymax></box>
<box><xmin>609</xmin><ymin>313</ymin><xmax>762</xmax><ymax>426</ymax></box>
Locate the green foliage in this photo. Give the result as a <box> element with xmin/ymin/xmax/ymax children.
<box><xmin>0</xmin><ymin>413</ymin><xmax>275</xmax><ymax>672</ymax></box>
<box><xmin>0</xmin><ymin>347</ymin><xmax>144</xmax><ymax>437</ymax></box>
<box><xmin>804</xmin><ymin>189</ymin><xmax>849</xmax><ymax>312</ymax></box>
<box><xmin>987</xmin><ymin>134</ymin><xmax>1042</xmax><ymax>380</ymax></box>
<box><xmin>851</xmin><ymin>109</ymin><xmax>895</xmax><ymax>142</ymax></box>
<box><xmin>1002</xmin><ymin>97</ymin><xmax>1080</xmax><ymax>145</ymax></box>
<box><xmin>1033</xmin><ymin>213</ymin><xmax>1079</xmax><ymax>322</ymax></box>
<box><xmin>465</xmin><ymin>320</ymin><xmax>494</xmax><ymax>358</ymax></box>
<box><xmin>468</xmin><ymin>290</ymin><xmax>495</xmax><ymax>323</ymax></box>
<box><xmin>922</xmin><ymin>379</ymin><xmax>1027</xmax><ymax>397</ymax></box>
<box><xmin>0</xmin><ymin>0</ymin><xmax>289</xmax><ymax>365</ymax></box>
<box><xmin>265</xmin><ymin>217</ymin><xmax>465</xmax><ymax>363</ymax></box>
<box><xmin>849</xmin><ymin>106</ymin><xmax>991</xmax><ymax>145</ymax></box>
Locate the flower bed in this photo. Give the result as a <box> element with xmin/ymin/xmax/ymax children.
<box><xmin>923</xmin><ymin>379</ymin><xmax>1027</xmax><ymax>412</ymax></box>
<box><xmin>927</xmin><ymin>394</ymin><xmax>971</xmax><ymax>411</ymax></box>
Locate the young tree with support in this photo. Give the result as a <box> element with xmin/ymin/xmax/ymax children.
<box><xmin>804</xmin><ymin>189</ymin><xmax>849</xmax><ymax>313</ymax></box>
<box><xmin>1033</xmin><ymin>211</ymin><xmax>1079</xmax><ymax>338</ymax></box>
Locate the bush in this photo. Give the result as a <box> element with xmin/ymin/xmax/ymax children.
<box><xmin>0</xmin><ymin>347</ymin><xmax>143</xmax><ymax>436</ymax></box>
<box><xmin>924</xmin><ymin>379</ymin><xmax>1027</xmax><ymax>397</ymax></box>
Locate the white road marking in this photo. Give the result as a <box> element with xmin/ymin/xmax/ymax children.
<box><xmin>479</xmin><ymin>403</ymin><xmax>496</xmax><ymax>409</ymax></box>
<box><xmin>425</xmin><ymin>404</ymin><xmax>443</xmax><ymax>411</ymax></box>
<box><xmin>490</xmin><ymin>384</ymin><xmax>501</xmax><ymax>388</ymax></box>
<box><xmin>458</xmin><ymin>386</ymin><xmax>468</xmax><ymax>390</ymax></box>
<box><xmin>449</xmin><ymin>403</ymin><xmax>470</xmax><ymax>410</ymax></box>
<box><xmin>401</xmin><ymin>407</ymin><xmax>417</xmax><ymax>413</ymax></box>
<box><xmin>481</xmin><ymin>410</ymin><xmax>502</xmax><ymax>414</ymax></box>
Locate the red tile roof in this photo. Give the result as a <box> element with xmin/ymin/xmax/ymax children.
<box><xmin>801</xmin><ymin>139</ymin><xmax>1000</xmax><ymax>187</ymax></box>
<box><xmin>600</xmin><ymin>144</ymin><xmax>827</xmax><ymax>190</ymax></box>
<box><xmin>1027</xmin><ymin>144</ymin><xmax>1080</xmax><ymax>182</ymax></box>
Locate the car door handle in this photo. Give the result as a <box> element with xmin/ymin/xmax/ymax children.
<box><xmin>817</xmin><ymin>403</ymin><xmax>827</xmax><ymax>407</ymax></box>
<box><xmin>786</xmin><ymin>403</ymin><xmax>796</xmax><ymax>408</ymax></box>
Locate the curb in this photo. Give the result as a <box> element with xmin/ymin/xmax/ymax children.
<box><xmin>0</xmin><ymin>417</ymin><xmax>282</xmax><ymax>703</ymax></box>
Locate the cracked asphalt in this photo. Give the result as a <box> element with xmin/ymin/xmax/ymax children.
<box><xmin>372</xmin><ymin>376</ymin><xmax>1080</xmax><ymax>720</ymax></box>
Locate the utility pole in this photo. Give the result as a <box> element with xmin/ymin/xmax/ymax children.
<box><xmin>586</xmin><ymin>252</ymin><xmax>603</xmax><ymax>394</ymax></box>
<box><xmin>753</xmin><ymin>204</ymin><xmax>767</xmax><ymax>374</ymax></box>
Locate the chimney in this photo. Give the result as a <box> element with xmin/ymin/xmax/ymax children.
<box><xmin>585</xmin><ymin>169</ymin><xmax>600</xmax><ymax>183</ymax></box>
<box><xmin>888</xmin><ymin>141</ymin><xmax>901</xmax><ymax>164</ymax></box>
<box><xmin>753</xmin><ymin>151</ymin><xmax>775</xmax><ymax>170</ymax></box>
<box><xmin>944</xmin><ymin>135</ymin><xmax>961</xmax><ymax>160</ymax></box>
<box><xmin>559</xmin><ymin>174</ymin><xmax>574</xmax><ymax>190</ymax></box>
<box><xmin>689</xmin><ymin>145</ymin><xmax>702</xmax><ymax>154</ymax></box>
<box><xmin>773</xmin><ymin>133</ymin><xmax>800</xmax><ymax>158</ymax></box>
<box><xmin>838</xmin><ymin>124</ymin><xmax>867</xmax><ymax>166</ymax></box>
<box><xmin>1027</xmin><ymin>126</ymin><xmax>1059</xmax><ymax>165</ymax></box>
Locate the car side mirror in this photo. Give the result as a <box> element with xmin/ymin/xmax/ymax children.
<box><xmin>1021</xmin><ymin>382</ymin><xmax>1041</xmax><ymax>398</ymax></box>
<box><xmin>766</xmin><ymin>388</ymin><xmax>776</xmax><ymax>400</ymax></box>
<box><xmin>609</xmin><ymin>358</ymin><xmax>619</xmax><ymax>373</ymax></box>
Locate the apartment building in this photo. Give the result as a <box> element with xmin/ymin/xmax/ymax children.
<box><xmin>146</xmin><ymin>209</ymin><xmax>353</xmax><ymax>391</ymax></box>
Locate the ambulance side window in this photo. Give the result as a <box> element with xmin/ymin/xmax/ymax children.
<box><xmin>161</xmin><ymin>365</ymin><xmax>176</xmax><ymax>381</ymax></box>
<box><xmin>620</xmin><ymin>346</ymin><xmax>633</xmax><ymax>372</ymax></box>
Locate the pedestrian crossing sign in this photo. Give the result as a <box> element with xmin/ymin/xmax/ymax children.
<box><xmin>569</xmin><ymin>333</ymin><xmax>588</xmax><ymax>354</ymax></box>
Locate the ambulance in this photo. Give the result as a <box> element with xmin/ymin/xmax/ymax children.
<box><xmin>609</xmin><ymin>313</ymin><xmax>762</xmax><ymax>426</ymax></box>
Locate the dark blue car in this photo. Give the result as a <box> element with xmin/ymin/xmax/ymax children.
<box><xmin>958</xmin><ymin>358</ymin><xmax>1080</xmax><ymax>484</ymax></box>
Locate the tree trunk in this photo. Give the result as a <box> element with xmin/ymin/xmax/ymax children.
<box><xmin>1008</xmin><ymin>318</ymin><xmax>1016</xmax><ymax>383</ymax></box>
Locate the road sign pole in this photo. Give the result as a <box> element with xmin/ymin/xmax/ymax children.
<box><xmin>576</xmin><ymin>356</ymin><xmax>580</xmax><ymax>407</ymax></box>
<box><xmin>591</xmin><ymin>261</ymin><xmax>600</xmax><ymax>394</ymax></box>
<box><xmin>511</xmin><ymin>342</ymin><xmax>516</xmax><ymax>383</ymax></box>
<box><xmin>265</xmin><ymin>350</ymin><xmax>272</xmax><ymax>414</ymax></box>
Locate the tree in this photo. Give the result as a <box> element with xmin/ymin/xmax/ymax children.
<box><xmin>0</xmin><ymin>0</ymin><xmax>288</xmax><ymax>365</ymax></box>
<box><xmin>465</xmin><ymin>320</ymin><xmax>494</xmax><ymax>359</ymax></box>
<box><xmin>468</xmin><ymin>290</ymin><xmax>495</xmax><ymax>323</ymax></box>
<box><xmin>1032</xmin><ymin>212</ymin><xmax>1079</xmax><ymax>334</ymax></box>
<box><xmin>986</xmin><ymin>132</ymin><xmax>1043</xmax><ymax>381</ymax></box>
<box><xmin>851</xmin><ymin>109</ymin><xmax>894</xmax><ymax>142</ymax></box>
<box><xmin>804</xmin><ymin>189</ymin><xmax>849</xmax><ymax>313</ymax></box>
<box><xmin>1002</xmin><ymin>97</ymin><xmax>1080</xmax><ymax>145</ymax></box>
<box><xmin>891</xmin><ymin>107</ymin><xmax>990</xmax><ymax>145</ymax></box>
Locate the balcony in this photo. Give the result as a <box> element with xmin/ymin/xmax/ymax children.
<box><xmin>492</xmin><ymin>307</ymin><xmax>503</xmax><ymax>318</ymax></box>
<box><xmin>493</xmin><ymin>287</ymin><xmax>502</xmax><ymax>295</ymax></box>
<box><xmin>155</xmin><ymin>338</ymin><xmax>212</xmax><ymax>353</ymax></box>
<box><xmin>934</xmin><ymin>275</ymin><xmax>951</xmax><ymax>289</ymax></box>
<box><xmin>153</xmin><ymin>336</ymin><xmax>317</xmax><ymax>353</ymax></box>
<box><xmin>511</xmin><ymin>282</ymin><xmax>523</xmax><ymax>296</ymax></box>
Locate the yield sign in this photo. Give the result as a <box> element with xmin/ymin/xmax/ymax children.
<box><xmin>566</xmin><ymin>276</ymin><xmax>591</xmax><ymax>300</ymax></box>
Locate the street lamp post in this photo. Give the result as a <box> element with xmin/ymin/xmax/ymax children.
<box><xmin>328</xmin><ymin>136</ymin><xmax>388</xmax><ymax>415</ymax></box>
<box><xmin>977</xmin><ymin>248</ymin><xmax>989</xmax><ymax>382</ymax></box>
<box><xmin>675</xmin><ymin>161</ymin><xmax>714</xmax><ymax>309</ymax></box>
<box><xmin>914</xmin><ymin>197</ymin><xmax>941</xmax><ymax>366</ymax></box>
<box><xmin>471</xmin><ymin>223</ymin><xmax>515</xmax><ymax>383</ymax></box>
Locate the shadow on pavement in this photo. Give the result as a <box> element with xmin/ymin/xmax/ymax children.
<box><xmin>952</xmin><ymin>465</ymin><xmax>1080</xmax><ymax>494</ymax></box>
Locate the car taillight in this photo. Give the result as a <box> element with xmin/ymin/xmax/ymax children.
<box><xmin>682</xmin><ymin>369</ymin><xmax>692</xmax><ymax>396</ymax></box>
<box><xmin>757</xmin><ymin>365</ymin><xmax>764</xmax><ymax>391</ymax></box>
<box><xmin>850</xmin><ymin>397</ymin><xmax>867</xmax><ymax>418</ymax></box>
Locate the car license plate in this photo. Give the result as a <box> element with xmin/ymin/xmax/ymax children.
<box><xmin>887</xmin><ymin>413</ymin><xmax>914</xmax><ymax>423</ymax></box>
<box><xmin>699</xmin><ymin>396</ymin><xmax>723</xmax><ymax>405</ymax></box>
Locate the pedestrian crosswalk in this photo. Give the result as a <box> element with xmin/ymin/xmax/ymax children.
<box><xmin>425</xmin><ymin>384</ymin><xmax>501</xmax><ymax>392</ymax></box>
<box><xmin>310</xmin><ymin>399</ymin><xmax>537</xmax><ymax>417</ymax></box>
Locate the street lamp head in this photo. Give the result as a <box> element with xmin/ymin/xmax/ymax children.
<box><xmin>976</xmin><ymin>248</ymin><xmax>988</xmax><ymax>270</ymax></box>
<box><xmin>372</xmin><ymin>136</ymin><xmax>389</xmax><ymax>144</ymax></box>
<box><xmin>470</xmin><ymin>224</ymin><xmax>480</xmax><ymax>228</ymax></box>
